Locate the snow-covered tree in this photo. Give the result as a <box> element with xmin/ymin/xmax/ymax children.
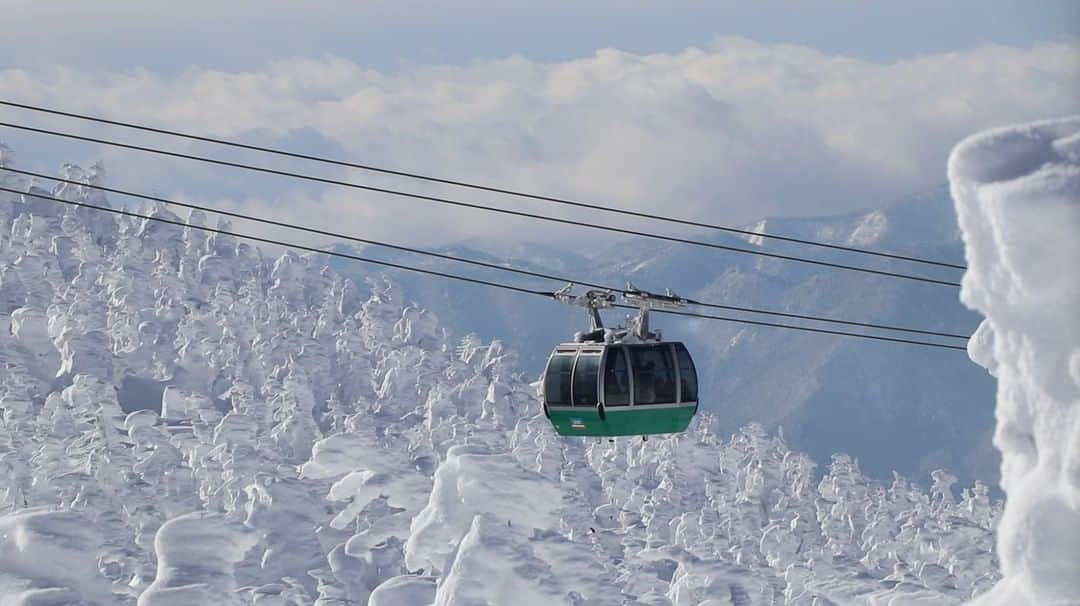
<box><xmin>0</xmin><ymin>147</ymin><xmax>1007</xmax><ymax>605</ymax></box>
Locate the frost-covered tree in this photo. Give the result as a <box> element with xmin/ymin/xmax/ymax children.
<box><xmin>0</xmin><ymin>148</ymin><xmax>1006</xmax><ymax>605</ymax></box>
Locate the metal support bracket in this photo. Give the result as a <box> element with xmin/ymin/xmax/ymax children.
<box><xmin>551</xmin><ymin>283</ymin><xmax>615</xmax><ymax>331</ymax></box>
<box><xmin>623</xmin><ymin>282</ymin><xmax>688</xmax><ymax>341</ymax></box>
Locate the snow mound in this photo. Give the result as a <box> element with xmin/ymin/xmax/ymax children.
<box><xmin>367</xmin><ymin>575</ymin><xmax>437</xmax><ymax>606</ymax></box>
<box><xmin>0</xmin><ymin>508</ymin><xmax>116</xmax><ymax>605</ymax></box>
<box><xmin>949</xmin><ymin>116</ymin><xmax>1080</xmax><ymax>605</ymax></box>
<box><xmin>302</xmin><ymin>429</ymin><xmax>431</xmax><ymax>531</ymax></box>
<box><xmin>666</xmin><ymin>557</ymin><xmax>772</xmax><ymax>605</ymax></box>
<box><xmin>138</xmin><ymin>512</ymin><xmax>257</xmax><ymax>606</ymax></box>
<box><xmin>432</xmin><ymin>513</ymin><xmax>628</xmax><ymax>606</ymax></box>
<box><xmin>404</xmin><ymin>444</ymin><xmax>564</xmax><ymax>575</ymax></box>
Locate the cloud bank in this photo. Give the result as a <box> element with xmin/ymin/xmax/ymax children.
<box><xmin>0</xmin><ymin>38</ymin><xmax>1076</xmax><ymax>248</ymax></box>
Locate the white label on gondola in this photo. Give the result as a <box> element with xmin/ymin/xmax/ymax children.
<box><xmin>570</xmin><ymin>418</ymin><xmax>586</xmax><ymax>430</ymax></box>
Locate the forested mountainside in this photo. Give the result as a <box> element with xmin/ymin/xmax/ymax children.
<box><xmin>330</xmin><ymin>186</ymin><xmax>995</xmax><ymax>487</ymax></box>
<box><xmin>0</xmin><ymin>149</ymin><xmax>1000</xmax><ymax>604</ymax></box>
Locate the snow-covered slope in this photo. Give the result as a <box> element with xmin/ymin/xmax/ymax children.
<box><xmin>328</xmin><ymin>188</ymin><xmax>995</xmax><ymax>486</ymax></box>
<box><xmin>948</xmin><ymin>117</ymin><xmax>1080</xmax><ymax>605</ymax></box>
<box><xmin>0</xmin><ymin>145</ymin><xmax>1001</xmax><ymax>604</ymax></box>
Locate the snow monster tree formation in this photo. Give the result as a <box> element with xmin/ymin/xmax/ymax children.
<box><xmin>0</xmin><ymin>138</ymin><xmax>1021</xmax><ymax>604</ymax></box>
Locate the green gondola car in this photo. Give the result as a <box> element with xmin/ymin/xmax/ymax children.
<box><xmin>542</xmin><ymin>341</ymin><xmax>698</xmax><ymax>437</ymax></box>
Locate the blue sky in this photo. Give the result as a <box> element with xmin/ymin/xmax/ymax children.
<box><xmin>1</xmin><ymin>1</ymin><xmax>1077</xmax><ymax>72</ymax></box>
<box><xmin>0</xmin><ymin>2</ymin><xmax>1076</xmax><ymax>248</ymax></box>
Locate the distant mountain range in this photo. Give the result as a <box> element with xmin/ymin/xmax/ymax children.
<box><xmin>328</xmin><ymin>186</ymin><xmax>998</xmax><ymax>486</ymax></box>
<box><xmin>0</xmin><ymin>158</ymin><xmax>1001</xmax><ymax>603</ymax></box>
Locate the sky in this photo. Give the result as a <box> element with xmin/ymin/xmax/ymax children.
<box><xmin>2</xmin><ymin>1</ymin><xmax>1078</xmax><ymax>71</ymax></box>
<box><xmin>0</xmin><ymin>1</ymin><xmax>1077</xmax><ymax>249</ymax></box>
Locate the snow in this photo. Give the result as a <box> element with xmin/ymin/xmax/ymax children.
<box><xmin>367</xmin><ymin>575</ymin><xmax>437</xmax><ymax>606</ymax></box>
<box><xmin>0</xmin><ymin>141</ymin><xmax>1023</xmax><ymax>604</ymax></box>
<box><xmin>301</xmin><ymin>429</ymin><xmax>431</xmax><ymax>533</ymax></box>
<box><xmin>665</xmin><ymin>556</ymin><xmax>772</xmax><ymax>605</ymax></box>
<box><xmin>948</xmin><ymin>116</ymin><xmax>1080</xmax><ymax>605</ymax></box>
<box><xmin>138</xmin><ymin>512</ymin><xmax>257</xmax><ymax>606</ymax></box>
<box><xmin>0</xmin><ymin>508</ymin><xmax>117</xmax><ymax>605</ymax></box>
<box><xmin>405</xmin><ymin>445</ymin><xmax>565</xmax><ymax>575</ymax></box>
<box><xmin>330</xmin><ymin>184</ymin><xmax>995</xmax><ymax>487</ymax></box>
<box><xmin>434</xmin><ymin>514</ymin><xmax>573</xmax><ymax>605</ymax></box>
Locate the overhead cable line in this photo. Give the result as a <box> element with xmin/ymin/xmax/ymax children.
<box><xmin>5</xmin><ymin>167</ymin><xmax>970</xmax><ymax>341</ymax></box>
<box><xmin>0</xmin><ymin>120</ymin><xmax>963</xmax><ymax>288</ymax></box>
<box><xmin>1</xmin><ymin>185</ymin><xmax>547</xmax><ymax>296</ymax></box>
<box><xmin>0</xmin><ymin>99</ymin><xmax>967</xmax><ymax>270</ymax></box>
<box><xmin>0</xmin><ymin>185</ymin><xmax>966</xmax><ymax>352</ymax></box>
<box><xmin>616</xmin><ymin>305</ymin><xmax>967</xmax><ymax>351</ymax></box>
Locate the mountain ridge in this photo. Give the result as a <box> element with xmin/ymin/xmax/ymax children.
<box><xmin>326</xmin><ymin>185</ymin><xmax>996</xmax><ymax>486</ymax></box>
<box><xmin>0</xmin><ymin>147</ymin><xmax>1001</xmax><ymax>604</ymax></box>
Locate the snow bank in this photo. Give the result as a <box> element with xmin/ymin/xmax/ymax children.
<box><xmin>0</xmin><ymin>508</ymin><xmax>115</xmax><ymax>605</ymax></box>
<box><xmin>433</xmin><ymin>514</ymin><xmax>569</xmax><ymax>606</ymax></box>
<box><xmin>666</xmin><ymin>557</ymin><xmax>772</xmax><ymax>605</ymax></box>
<box><xmin>301</xmin><ymin>429</ymin><xmax>431</xmax><ymax>531</ymax></box>
<box><xmin>406</xmin><ymin>446</ymin><xmax>624</xmax><ymax>605</ymax></box>
<box><xmin>137</xmin><ymin>512</ymin><xmax>256</xmax><ymax>606</ymax></box>
<box><xmin>949</xmin><ymin>116</ymin><xmax>1080</xmax><ymax>605</ymax></box>
<box><xmin>404</xmin><ymin>444</ymin><xmax>564</xmax><ymax>575</ymax></box>
<box><xmin>368</xmin><ymin>575</ymin><xmax>437</xmax><ymax>606</ymax></box>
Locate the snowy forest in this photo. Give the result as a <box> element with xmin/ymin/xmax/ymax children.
<box><xmin>0</xmin><ymin>142</ymin><xmax>1010</xmax><ymax>605</ymax></box>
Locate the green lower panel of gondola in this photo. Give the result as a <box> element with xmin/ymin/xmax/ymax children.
<box><xmin>546</xmin><ymin>404</ymin><xmax>697</xmax><ymax>437</ymax></box>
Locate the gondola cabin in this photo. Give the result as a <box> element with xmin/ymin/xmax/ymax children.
<box><xmin>542</xmin><ymin>341</ymin><xmax>698</xmax><ymax>437</ymax></box>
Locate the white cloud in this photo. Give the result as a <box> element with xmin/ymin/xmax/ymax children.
<box><xmin>0</xmin><ymin>38</ymin><xmax>1076</xmax><ymax>249</ymax></box>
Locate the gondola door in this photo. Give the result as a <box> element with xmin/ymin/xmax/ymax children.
<box><xmin>544</xmin><ymin>346</ymin><xmax>608</xmax><ymax>436</ymax></box>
